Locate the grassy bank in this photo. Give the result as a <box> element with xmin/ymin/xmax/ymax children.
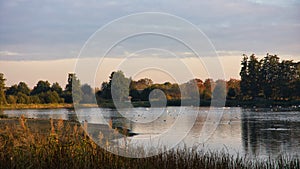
<box><xmin>0</xmin><ymin>103</ymin><xmax>99</xmax><ymax>110</ymax></box>
<box><xmin>0</xmin><ymin>118</ymin><xmax>299</xmax><ymax>169</ymax></box>
<box><xmin>1</xmin><ymin>99</ymin><xmax>299</xmax><ymax>110</ymax></box>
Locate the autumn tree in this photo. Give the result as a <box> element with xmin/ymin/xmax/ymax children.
<box><xmin>226</xmin><ymin>79</ymin><xmax>240</xmax><ymax>100</ymax></box>
<box><xmin>202</xmin><ymin>79</ymin><xmax>214</xmax><ymax>100</ymax></box>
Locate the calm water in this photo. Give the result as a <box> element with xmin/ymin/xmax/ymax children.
<box><xmin>3</xmin><ymin>107</ymin><xmax>300</xmax><ymax>158</ymax></box>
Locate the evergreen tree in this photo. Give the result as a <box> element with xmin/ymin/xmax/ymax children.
<box><xmin>63</xmin><ymin>73</ymin><xmax>82</xmax><ymax>103</ymax></box>
<box><xmin>278</xmin><ymin>60</ymin><xmax>296</xmax><ymax>100</ymax></box>
<box><xmin>260</xmin><ymin>54</ymin><xmax>280</xmax><ymax>99</ymax></box>
<box><xmin>240</xmin><ymin>55</ymin><xmax>250</xmax><ymax>100</ymax></box>
<box><xmin>247</xmin><ymin>54</ymin><xmax>261</xmax><ymax>99</ymax></box>
<box><xmin>0</xmin><ymin>73</ymin><xmax>7</xmax><ymax>105</ymax></box>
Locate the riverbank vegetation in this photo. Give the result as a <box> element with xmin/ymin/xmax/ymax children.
<box><xmin>0</xmin><ymin>117</ymin><xmax>299</xmax><ymax>169</ymax></box>
<box><xmin>0</xmin><ymin>54</ymin><xmax>299</xmax><ymax>109</ymax></box>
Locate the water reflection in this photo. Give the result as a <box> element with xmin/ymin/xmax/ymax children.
<box><xmin>181</xmin><ymin>107</ymin><xmax>243</xmax><ymax>155</ymax></box>
<box><xmin>4</xmin><ymin>108</ymin><xmax>76</xmax><ymax>120</ymax></box>
<box><xmin>3</xmin><ymin>107</ymin><xmax>300</xmax><ymax>158</ymax></box>
<box><xmin>241</xmin><ymin>110</ymin><xmax>300</xmax><ymax>158</ymax></box>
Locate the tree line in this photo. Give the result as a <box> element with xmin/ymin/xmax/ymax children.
<box><xmin>97</xmin><ymin>54</ymin><xmax>299</xmax><ymax>104</ymax></box>
<box><xmin>96</xmin><ymin>70</ymin><xmax>240</xmax><ymax>103</ymax></box>
<box><xmin>240</xmin><ymin>53</ymin><xmax>300</xmax><ymax>101</ymax></box>
<box><xmin>0</xmin><ymin>54</ymin><xmax>299</xmax><ymax>107</ymax></box>
<box><xmin>0</xmin><ymin>73</ymin><xmax>94</xmax><ymax>105</ymax></box>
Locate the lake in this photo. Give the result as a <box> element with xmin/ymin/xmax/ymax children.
<box><xmin>3</xmin><ymin>107</ymin><xmax>300</xmax><ymax>158</ymax></box>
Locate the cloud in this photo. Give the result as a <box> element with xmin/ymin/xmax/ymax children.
<box><xmin>247</xmin><ymin>0</ymin><xmax>300</xmax><ymax>7</ymax></box>
<box><xmin>216</xmin><ymin>50</ymin><xmax>247</xmax><ymax>57</ymax></box>
<box><xmin>0</xmin><ymin>51</ymin><xmax>22</xmax><ymax>56</ymax></box>
<box><xmin>0</xmin><ymin>0</ymin><xmax>299</xmax><ymax>61</ymax></box>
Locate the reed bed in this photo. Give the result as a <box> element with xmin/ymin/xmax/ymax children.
<box><xmin>0</xmin><ymin>116</ymin><xmax>299</xmax><ymax>169</ymax></box>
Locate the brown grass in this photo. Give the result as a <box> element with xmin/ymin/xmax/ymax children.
<box><xmin>0</xmin><ymin>117</ymin><xmax>299</xmax><ymax>169</ymax></box>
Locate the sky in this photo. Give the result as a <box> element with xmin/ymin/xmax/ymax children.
<box><xmin>0</xmin><ymin>0</ymin><xmax>299</xmax><ymax>88</ymax></box>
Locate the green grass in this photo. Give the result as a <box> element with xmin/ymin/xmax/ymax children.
<box><xmin>0</xmin><ymin>117</ymin><xmax>299</xmax><ymax>169</ymax></box>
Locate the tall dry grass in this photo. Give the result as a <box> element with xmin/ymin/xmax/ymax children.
<box><xmin>0</xmin><ymin>117</ymin><xmax>299</xmax><ymax>169</ymax></box>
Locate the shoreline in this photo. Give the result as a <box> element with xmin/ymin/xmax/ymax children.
<box><xmin>0</xmin><ymin>103</ymin><xmax>98</xmax><ymax>110</ymax></box>
<box><xmin>0</xmin><ymin>99</ymin><xmax>299</xmax><ymax>110</ymax></box>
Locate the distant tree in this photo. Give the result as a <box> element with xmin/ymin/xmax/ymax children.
<box><xmin>0</xmin><ymin>73</ymin><xmax>7</xmax><ymax>105</ymax></box>
<box><xmin>163</xmin><ymin>82</ymin><xmax>172</xmax><ymax>87</ymax></box>
<box><xmin>278</xmin><ymin>60</ymin><xmax>297</xmax><ymax>100</ymax></box>
<box><xmin>227</xmin><ymin>88</ymin><xmax>236</xmax><ymax>100</ymax></box>
<box><xmin>6</xmin><ymin>82</ymin><xmax>31</xmax><ymax>104</ymax></box>
<box><xmin>247</xmin><ymin>54</ymin><xmax>261</xmax><ymax>99</ymax></box>
<box><xmin>294</xmin><ymin>62</ymin><xmax>300</xmax><ymax>99</ymax></box>
<box><xmin>260</xmin><ymin>54</ymin><xmax>280</xmax><ymax>100</ymax></box>
<box><xmin>30</xmin><ymin>95</ymin><xmax>41</xmax><ymax>104</ymax></box>
<box><xmin>194</xmin><ymin>78</ymin><xmax>205</xmax><ymax>96</ymax></box>
<box><xmin>6</xmin><ymin>84</ymin><xmax>18</xmax><ymax>96</ymax></box>
<box><xmin>44</xmin><ymin>91</ymin><xmax>62</xmax><ymax>103</ymax></box>
<box><xmin>17</xmin><ymin>82</ymin><xmax>30</xmax><ymax>96</ymax></box>
<box><xmin>294</xmin><ymin>78</ymin><xmax>300</xmax><ymax>100</ymax></box>
<box><xmin>16</xmin><ymin>92</ymin><xmax>30</xmax><ymax>104</ymax></box>
<box><xmin>6</xmin><ymin>95</ymin><xmax>17</xmax><ymax>104</ymax></box>
<box><xmin>139</xmin><ymin>87</ymin><xmax>153</xmax><ymax>101</ymax></box>
<box><xmin>130</xmin><ymin>78</ymin><xmax>153</xmax><ymax>90</ymax></box>
<box><xmin>31</xmin><ymin>80</ymin><xmax>51</xmax><ymax>95</ymax></box>
<box><xmin>166</xmin><ymin>83</ymin><xmax>180</xmax><ymax>100</ymax></box>
<box><xmin>202</xmin><ymin>79</ymin><xmax>214</xmax><ymax>100</ymax></box>
<box><xmin>240</xmin><ymin>53</ymin><xmax>300</xmax><ymax>101</ymax></box>
<box><xmin>226</xmin><ymin>78</ymin><xmax>240</xmax><ymax>100</ymax></box>
<box><xmin>213</xmin><ymin>80</ymin><xmax>226</xmax><ymax>100</ymax></box>
<box><xmin>97</xmin><ymin>71</ymin><xmax>131</xmax><ymax>102</ymax></box>
<box><xmin>98</xmin><ymin>82</ymin><xmax>111</xmax><ymax>100</ymax></box>
<box><xmin>180</xmin><ymin>79</ymin><xmax>198</xmax><ymax>100</ymax></box>
<box><xmin>129</xmin><ymin>89</ymin><xmax>141</xmax><ymax>101</ymax></box>
<box><xmin>80</xmin><ymin>84</ymin><xmax>95</xmax><ymax>103</ymax></box>
<box><xmin>240</xmin><ymin>54</ymin><xmax>250</xmax><ymax>100</ymax></box>
<box><xmin>63</xmin><ymin>73</ymin><xmax>82</xmax><ymax>103</ymax></box>
<box><xmin>51</xmin><ymin>82</ymin><xmax>63</xmax><ymax>96</ymax></box>
<box><xmin>110</xmin><ymin>71</ymin><xmax>130</xmax><ymax>101</ymax></box>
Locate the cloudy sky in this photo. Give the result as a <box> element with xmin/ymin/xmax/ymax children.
<box><xmin>0</xmin><ymin>0</ymin><xmax>299</xmax><ymax>87</ymax></box>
